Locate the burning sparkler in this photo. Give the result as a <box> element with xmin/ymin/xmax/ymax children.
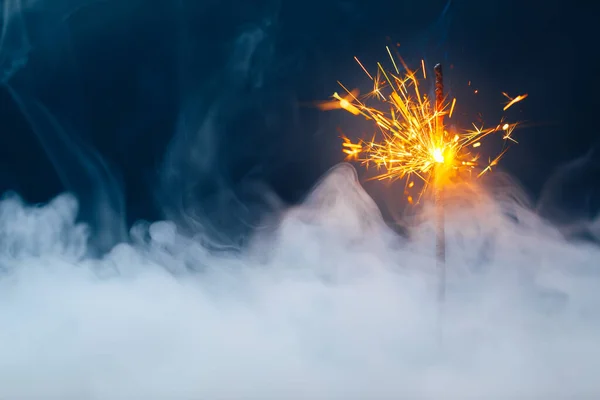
<box><xmin>433</xmin><ymin>63</ymin><xmax>446</xmax><ymax>338</ymax></box>
<box><xmin>317</xmin><ymin>47</ymin><xmax>526</xmax><ymax>200</ymax></box>
<box><xmin>318</xmin><ymin>47</ymin><xmax>526</xmax><ymax>340</ymax></box>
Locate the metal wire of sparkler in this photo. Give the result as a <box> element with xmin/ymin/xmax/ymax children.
<box><xmin>433</xmin><ymin>63</ymin><xmax>447</xmax><ymax>344</ymax></box>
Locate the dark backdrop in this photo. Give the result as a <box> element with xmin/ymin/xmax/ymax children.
<box><xmin>0</xmin><ymin>0</ymin><xmax>598</xmax><ymax>250</ymax></box>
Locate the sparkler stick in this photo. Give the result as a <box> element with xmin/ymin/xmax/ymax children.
<box><xmin>433</xmin><ymin>63</ymin><xmax>446</xmax><ymax>312</ymax></box>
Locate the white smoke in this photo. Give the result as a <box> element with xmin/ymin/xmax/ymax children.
<box><xmin>0</xmin><ymin>163</ymin><xmax>598</xmax><ymax>399</ymax></box>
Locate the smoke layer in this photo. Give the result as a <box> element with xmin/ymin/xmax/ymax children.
<box><xmin>0</xmin><ymin>164</ymin><xmax>598</xmax><ymax>399</ymax></box>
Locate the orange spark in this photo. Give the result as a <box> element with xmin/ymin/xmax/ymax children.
<box><xmin>449</xmin><ymin>98</ymin><xmax>457</xmax><ymax>119</ymax></box>
<box><xmin>354</xmin><ymin>56</ymin><xmax>373</xmax><ymax>80</ymax></box>
<box><xmin>502</xmin><ymin>92</ymin><xmax>528</xmax><ymax>111</ymax></box>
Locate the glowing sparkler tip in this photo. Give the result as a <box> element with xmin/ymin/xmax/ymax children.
<box><xmin>432</xmin><ymin>148</ymin><xmax>445</xmax><ymax>164</ymax></box>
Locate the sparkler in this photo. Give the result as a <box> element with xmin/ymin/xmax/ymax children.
<box><xmin>318</xmin><ymin>47</ymin><xmax>526</xmax><ymax>333</ymax></box>
<box><xmin>317</xmin><ymin>48</ymin><xmax>525</xmax><ymax>191</ymax></box>
<box><xmin>433</xmin><ymin>64</ymin><xmax>446</xmax><ymax>327</ymax></box>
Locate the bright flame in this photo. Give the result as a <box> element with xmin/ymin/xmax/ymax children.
<box><xmin>432</xmin><ymin>148</ymin><xmax>445</xmax><ymax>164</ymax></box>
<box><xmin>320</xmin><ymin>49</ymin><xmax>526</xmax><ymax>201</ymax></box>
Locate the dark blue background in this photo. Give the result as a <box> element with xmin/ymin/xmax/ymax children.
<box><xmin>0</xmin><ymin>0</ymin><xmax>598</xmax><ymax>249</ymax></box>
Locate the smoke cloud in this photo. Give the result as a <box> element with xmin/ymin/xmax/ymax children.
<box><xmin>0</xmin><ymin>164</ymin><xmax>599</xmax><ymax>399</ymax></box>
